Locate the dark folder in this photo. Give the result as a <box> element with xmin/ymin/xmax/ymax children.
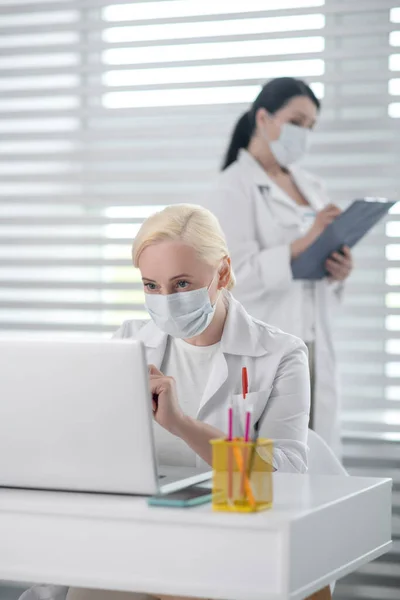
<box><xmin>291</xmin><ymin>198</ymin><xmax>396</xmax><ymax>280</ymax></box>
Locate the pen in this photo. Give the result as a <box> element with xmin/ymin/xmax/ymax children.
<box><xmin>227</xmin><ymin>395</ymin><xmax>234</xmax><ymax>503</ymax></box>
<box><xmin>242</xmin><ymin>366</ymin><xmax>248</xmax><ymax>399</ymax></box>
<box><xmin>227</xmin><ymin>395</ymin><xmax>233</xmax><ymax>442</ymax></box>
<box><xmin>244</xmin><ymin>406</ymin><xmax>252</xmax><ymax>443</ymax></box>
<box><xmin>232</xmin><ymin>445</ymin><xmax>256</xmax><ymax>509</ymax></box>
<box><xmin>240</xmin><ymin>416</ymin><xmax>252</xmax><ymax>498</ymax></box>
<box><xmin>240</xmin><ymin>366</ymin><xmax>251</xmax><ymax>497</ymax></box>
<box><xmin>247</xmin><ymin>416</ymin><xmax>264</xmax><ymax>480</ymax></box>
<box><xmin>242</xmin><ymin>367</ymin><xmax>250</xmax><ymax>442</ymax></box>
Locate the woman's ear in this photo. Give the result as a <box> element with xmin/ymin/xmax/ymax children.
<box><xmin>255</xmin><ymin>107</ymin><xmax>269</xmax><ymax>129</ymax></box>
<box><xmin>218</xmin><ymin>257</ymin><xmax>231</xmax><ymax>289</ymax></box>
<box><xmin>256</xmin><ymin>107</ymin><xmax>280</xmax><ymax>142</ymax></box>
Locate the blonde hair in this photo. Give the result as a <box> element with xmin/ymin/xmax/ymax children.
<box><xmin>133</xmin><ymin>204</ymin><xmax>235</xmax><ymax>290</ymax></box>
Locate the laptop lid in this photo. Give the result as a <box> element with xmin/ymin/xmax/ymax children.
<box><xmin>0</xmin><ymin>338</ymin><xmax>160</xmax><ymax>495</ymax></box>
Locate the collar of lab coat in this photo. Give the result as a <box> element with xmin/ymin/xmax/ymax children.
<box><xmin>237</xmin><ymin>149</ymin><xmax>324</xmax><ymax>213</ymax></box>
<box><xmin>135</xmin><ymin>291</ymin><xmax>269</xmax><ymax>364</ymax></box>
<box><xmin>135</xmin><ymin>292</ymin><xmax>268</xmax><ymax>415</ymax></box>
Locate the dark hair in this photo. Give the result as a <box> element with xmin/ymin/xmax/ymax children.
<box><xmin>221</xmin><ymin>77</ymin><xmax>321</xmax><ymax>170</ymax></box>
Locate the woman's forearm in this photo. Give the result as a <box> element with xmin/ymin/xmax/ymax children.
<box><xmin>290</xmin><ymin>231</ymin><xmax>316</xmax><ymax>259</ymax></box>
<box><xmin>174</xmin><ymin>415</ymin><xmax>224</xmax><ymax>465</ymax></box>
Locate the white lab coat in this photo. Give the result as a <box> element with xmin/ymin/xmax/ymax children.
<box><xmin>114</xmin><ymin>292</ymin><xmax>310</xmax><ymax>473</ymax></box>
<box><xmin>201</xmin><ymin>150</ymin><xmax>342</xmax><ymax>455</ymax></box>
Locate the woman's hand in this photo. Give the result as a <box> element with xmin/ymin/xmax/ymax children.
<box><xmin>309</xmin><ymin>204</ymin><xmax>341</xmax><ymax>239</ymax></box>
<box><xmin>325</xmin><ymin>245</ymin><xmax>353</xmax><ymax>281</ymax></box>
<box><xmin>148</xmin><ymin>364</ymin><xmax>184</xmax><ymax>435</ymax></box>
<box><xmin>291</xmin><ymin>204</ymin><xmax>341</xmax><ymax>259</ymax></box>
<box><xmin>148</xmin><ymin>364</ymin><xmax>224</xmax><ymax>465</ymax></box>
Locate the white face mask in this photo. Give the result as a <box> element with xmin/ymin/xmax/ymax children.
<box><xmin>268</xmin><ymin>122</ymin><xmax>311</xmax><ymax>167</ymax></box>
<box><xmin>144</xmin><ymin>273</ymin><xmax>219</xmax><ymax>339</ymax></box>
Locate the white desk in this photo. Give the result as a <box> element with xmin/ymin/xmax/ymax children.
<box><xmin>0</xmin><ymin>474</ymin><xmax>392</xmax><ymax>600</ymax></box>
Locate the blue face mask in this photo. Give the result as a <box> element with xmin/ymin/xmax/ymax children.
<box><xmin>144</xmin><ymin>274</ymin><xmax>219</xmax><ymax>339</ymax></box>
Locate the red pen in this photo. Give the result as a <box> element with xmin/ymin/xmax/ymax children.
<box><xmin>242</xmin><ymin>366</ymin><xmax>248</xmax><ymax>399</ymax></box>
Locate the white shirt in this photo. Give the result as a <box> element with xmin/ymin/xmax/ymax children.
<box><xmin>114</xmin><ymin>293</ymin><xmax>310</xmax><ymax>473</ymax></box>
<box><xmin>298</xmin><ymin>205</ymin><xmax>317</xmax><ymax>343</ymax></box>
<box><xmin>154</xmin><ymin>336</ymin><xmax>221</xmax><ymax>467</ymax></box>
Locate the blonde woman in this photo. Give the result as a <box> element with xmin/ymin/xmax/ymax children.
<box><xmin>111</xmin><ymin>203</ymin><xmax>310</xmax><ymax>474</ymax></box>
<box><xmin>25</xmin><ymin>204</ymin><xmax>311</xmax><ymax>600</ymax></box>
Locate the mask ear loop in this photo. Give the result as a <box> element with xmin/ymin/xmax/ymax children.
<box><xmin>207</xmin><ymin>270</ymin><xmax>220</xmax><ymax>310</ymax></box>
<box><xmin>207</xmin><ymin>269</ymin><xmax>219</xmax><ymax>292</ymax></box>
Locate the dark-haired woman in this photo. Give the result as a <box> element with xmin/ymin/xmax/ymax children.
<box><xmin>202</xmin><ymin>77</ymin><xmax>353</xmax><ymax>457</ymax></box>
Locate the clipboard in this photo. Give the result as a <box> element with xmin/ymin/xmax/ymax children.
<box><xmin>291</xmin><ymin>197</ymin><xmax>396</xmax><ymax>280</ymax></box>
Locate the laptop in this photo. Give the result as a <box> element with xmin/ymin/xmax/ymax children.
<box><xmin>0</xmin><ymin>339</ymin><xmax>211</xmax><ymax>496</ymax></box>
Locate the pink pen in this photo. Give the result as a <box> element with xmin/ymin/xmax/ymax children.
<box><xmin>226</xmin><ymin>395</ymin><xmax>235</xmax><ymax>504</ymax></box>
<box><xmin>244</xmin><ymin>407</ymin><xmax>252</xmax><ymax>443</ymax></box>
<box><xmin>240</xmin><ymin>367</ymin><xmax>251</xmax><ymax>498</ymax></box>
<box><xmin>242</xmin><ymin>366</ymin><xmax>251</xmax><ymax>442</ymax></box>
<box><xmin>227</xmin><ymin>397</ymin><xmax>233</xmax><ymax>442</ymax></box>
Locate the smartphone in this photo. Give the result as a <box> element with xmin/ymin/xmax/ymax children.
<box><xmin>148</xmin><ymin>484</ymin><xmax>212</xmax><ymax>508</ymax></box>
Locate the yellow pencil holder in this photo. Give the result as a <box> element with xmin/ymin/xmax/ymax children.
<box><xmin>210</xmin><ymin>438</ymin><xmax>274</xmax><ymax>513</ymax></box>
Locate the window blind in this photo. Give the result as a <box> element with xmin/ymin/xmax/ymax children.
<box><xmin>1</xmin><ymin>0</ymin><xmax>399</xmax><ymax>597</ymax></box>
<box><xmin>0</xmin><ymin>0</ymin><xmax>327</xmax><ymax>337</ymax></box>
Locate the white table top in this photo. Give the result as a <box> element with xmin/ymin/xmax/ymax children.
<box><xmin>0</xmin><ymin>474</ymin><xmax>392</xmax><ymax>600</ymax></box>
